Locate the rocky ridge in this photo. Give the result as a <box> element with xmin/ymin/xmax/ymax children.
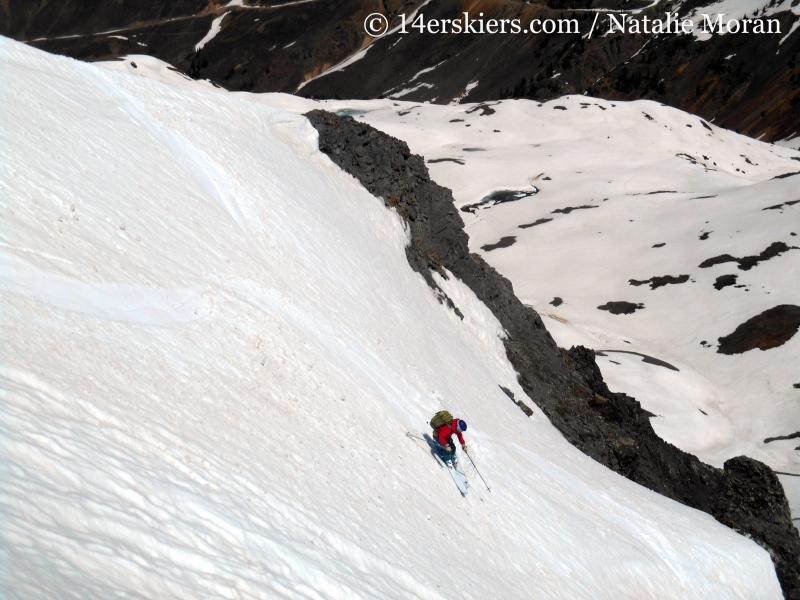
<box><xmin>305</xmin><ymin>108</ymin><xmax>800</xmax><ymax>598</ymax></box>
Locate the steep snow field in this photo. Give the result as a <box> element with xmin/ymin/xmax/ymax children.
<box><xmin>257</xmin><ymin>94</ymin><xmax>800</xmax><ymax>525</ymax></box>
<box><xmin>0</xmin><ymin>38</ymin><xmax>784</xmax><ymax>598</ymax></box>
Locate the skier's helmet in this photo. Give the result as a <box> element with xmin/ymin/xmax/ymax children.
<box><xmin>457</xmin><ymin>420</ymin><xmax>467</xmax><ymax>432</ymax></box>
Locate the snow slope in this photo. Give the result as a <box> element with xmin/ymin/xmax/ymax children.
<box><xmin>256</xmin><ymin>95</ymin><xmax>800</xmax><ymax>526</ymax></box>
<box><xmin>0</xmin><ymin>38</ymin><xmax>784</xmax><ymax>598</ymax></box>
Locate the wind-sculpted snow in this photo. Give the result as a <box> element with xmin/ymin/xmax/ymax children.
<box><xmin>0</xmin><ymin>38</ymin><xmax>784</xmax><ymax>599</ymax></box>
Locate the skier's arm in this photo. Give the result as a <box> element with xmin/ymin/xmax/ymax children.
<box><xmin>456</xmin><ymin>430</ymin><xmax>465</xmax><ymax>445</ymax></box>
<box><xmin>438</xmin><ymin>428</ymin><xmax>449</xmax><ymax>447</ymax></box>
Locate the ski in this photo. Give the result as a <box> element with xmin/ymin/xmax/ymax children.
<box><xmin>447</xmin><ymin>461</ymin><xmax>469</xmax><ymax>496</ymax></box>
<box><xmin>407</xmin><ymin>432</ymin><xmax>469</xmax><ymax>495</ymax></box>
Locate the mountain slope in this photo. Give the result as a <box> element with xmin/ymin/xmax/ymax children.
<box><xmin>300</xmin><ymin>105</ymin><xmax>800</xmax><ymax>597</ymax></box>
<box><xmin>298</xmin><ymin>0</ymin><xmax>800</xmax><ymax>142</ymax></box>
<box><xmin>4</xmin><ymin>0</ymin><xmax>799</xmax><ymax>143</ymax></box>
<box><xmin>261</xmin><ymin>94</ymin><xmax>800</xmax><ymax>529</ymax></box>
<box><xmin>0</xmin><ymin>37</ymin><xmax>783</xmax><ymax>598</ymax></box>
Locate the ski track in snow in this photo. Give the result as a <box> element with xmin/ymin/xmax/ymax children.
<box><xmin>0</xmin><ymin>38</ymin><xmax>784</xmax><ymax>598</ymax></box>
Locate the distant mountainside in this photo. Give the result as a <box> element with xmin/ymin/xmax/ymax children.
<box><xmin>2</xmin><ymin>0</ymin><xmax>427</xmax><ymax>95</ymax></box>
<box><xmin>4</xmin><ymin>0</ymin><xmax>799</xmax><ymax>140</ymax></box>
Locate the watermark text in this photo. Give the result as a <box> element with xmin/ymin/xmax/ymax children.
<box><xmin>363</xmin><ymin>11</ymin><xmax>782</xmax><ymax>37</ymax></box>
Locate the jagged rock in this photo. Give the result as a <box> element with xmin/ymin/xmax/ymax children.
<box><xmin>499</xmin><ymin>385</ymin><xmax>534</xmax><ymax>416</ymax></box>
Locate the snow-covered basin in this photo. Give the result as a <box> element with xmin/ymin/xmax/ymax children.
<box><xmin>0</xmin><ymin>38</ymin><xmax>781</xmax><ymax>597</ymax></box>
<box><xmin>258</xmin><ymin>94</ymin><xmax>800</xmax><ymax>525</ymax></box>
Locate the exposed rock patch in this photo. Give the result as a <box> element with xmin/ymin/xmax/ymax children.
<box><xmin>765</xmin><ymin>431</ymin><xmax>800</xmax><ymax>444</ymax></box>
<box><xmin>499</xmin><ymin>385</ymin><xmax>534</xmax><ymax>417</ymax></box>
<box><xmin>629</xmin><ymin>274</ymin><xmax>690</xmax><ymax>290</ymax></box>
<box><xmin>718</xmin><ymin>305</ymin><xmax>800</xmax><ymax>354</ymax></box>
<box><xmin>466</xmin><ymin>103</ymin><xmax>497</xmax><ymax>116</ymax></box>
<box><xmin>550</xmin><ymin>297</ymin><xmax>563</xmax><ymax>307</ymax></box>
<box><xmin>598</xmin><ymin>350</ymin><xmax>679</xmax><ymax>371</ymax></box>
<box><xmin>552</xmin><ymin>205</ymin><xmax>597</xmax><ymax>215</ymax></box>
<box><xmin>774</xmin><ymin>171</ymin><xmax>800</xmax><ymax>180</ymax></box>
<box><xmin>598</xmin><ymin>301</ymin><xmax>644</xmax><ymax>314</ymax></box>
<box><xmin>428</xmin><ymin>158</ymin><xmax>464</xmax><ymax>165</ymax></box>
<box><xmin>699</xmin><ymin>241</ymin><xmax>798</xmax><ymax>271</ymax></box>
<box><xmin>481</xmin><ymin>236</ymin><xmax>517</xmax><ymax>252</ymax></box>
<box><xmin>462</xmin><ymin>189</ymin><xmax>538</xmax><ymax>214</ymax></box>
<box><xmin>305</xmin><ymin>110</ymin><xmax>800</xmax><ymax>597</ymax></box>
<box><xmin>519</xmin><ymin>218</ymin><xmax>553</xmax><ymax>229</ymax></box>
<box><xmin>764</xmin><ymin>199</ymin><xmax>800</xmax><ymax>211</ymax></box>
<box><xmin>714</xmin><ymin>274</ymin><xmax>738</xmax><ymax>290</ymax></box>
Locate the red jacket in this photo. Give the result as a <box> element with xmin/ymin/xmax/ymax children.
<box><xmin>436</xmin><ymin>419</ymin><xmax>465</xmax><ymax>447</ymax></box>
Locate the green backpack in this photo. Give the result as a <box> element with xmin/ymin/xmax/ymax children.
<box><xmin>430</xmin><ymin>410</ymin><xmax>453</xmax><ymax>430</ymax></box>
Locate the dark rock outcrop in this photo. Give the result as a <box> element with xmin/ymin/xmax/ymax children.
<box><xmin>481</xmin><ymin>236</ymin><xmax>517</xmax><ymax>252</ymax></box>
<box><xmin>714</xmin><ymin>274</ymin><xmax>738</xmax><ymax>290</ymax></box>
<box><xmin>629</xmin><ymin>274</ymin><xmax>690</xmax><ymax>289</ymax></box>
<box><xmin>499</xmin><ymin>385</ymin><xmax>534</xmax><ymax>417</ymax></box>
<box><xmin>598</xmin><ymin>301</ymin><xmax>644</xmax><ymax>314</ymax></box>
<box><xmin>600</xmin><ymin>349</ymin><xmax>679</xmax><ymax>371</ymax></box>
<box><xmin>700</xmin><ymin>241</ymin><xmax>798</xmax><ymax>271</ymax></box>
<box><xmin>718</xmin><ymin>305</ymin><xmax>800</xmax><ymax>354</ymax></box>
<box><xmin>306</xmin><ymin>109</ymin><xmax>800</xmax><ymax>597</ymax></box>
<box><xmin>520</xmin><ymin>218</ymin><xmax>553</xmax><ymax>229</ymax></box>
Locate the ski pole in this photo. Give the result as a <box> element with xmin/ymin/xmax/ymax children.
<box><xmin>465</xmin><ymin>451</ymin><xmax>491</xmax><ymax>492</ymax></box>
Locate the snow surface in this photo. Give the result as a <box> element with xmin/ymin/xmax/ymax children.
<box><xmin>0</xmin><ymin>38</ymin><xmax>784</xmax><ymax>598</ymax></box>
<box><xmin>98</xmin><ymin>54</ymin><xmax>221</xmax><ymax>90</ymax></box>
<box><xmin>777</xmin><ymin>134</ymin><xmax>800</xmax><ymax>150</ymax></box>
<box><xmin>195</xmin><ymin>12</ymin><xmax>228</xmax><ymax>51</ymax></box>
<box><xmin>257</xmin><ymin>94</ymin><xmax>800</xmax><ymax>526</ymax></box>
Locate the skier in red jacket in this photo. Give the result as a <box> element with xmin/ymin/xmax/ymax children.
<box><xmin>435</xmin><ymin>418</ymin><xmax>468</xmax><ymax>468</ymax></box>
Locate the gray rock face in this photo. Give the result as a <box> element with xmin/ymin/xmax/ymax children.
<box><xmin>305</xmin><ymin>109</ymin><xmax>800</xmax><ymax>598</ymax></box>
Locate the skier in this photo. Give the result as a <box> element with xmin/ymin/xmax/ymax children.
<box><xmin>430</xmin><ymin>410</ymin><xmax>468</xmax><ymax>468</ymax></box>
